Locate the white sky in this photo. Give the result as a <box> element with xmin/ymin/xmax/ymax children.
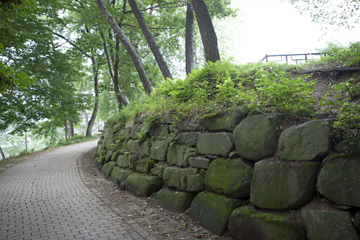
<box><xmin>216</xmin><ymin>0</ymin><xmax>360</xmax><ymax>63</ymax></box>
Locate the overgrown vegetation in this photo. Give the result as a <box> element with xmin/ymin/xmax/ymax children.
<box><xmin>108</xmin><ymin>42</ymin><xmax>359</xmax><ymax>153</ymax></box>
<box><xmin>303</xmin><ymin>42</ymin><xmax>360</xmax><ymax>68</ymax></box>
<box><xmin>109</xmin><ymin>61</ymin><xmax>313</xmax><ymax>126</ymax></box>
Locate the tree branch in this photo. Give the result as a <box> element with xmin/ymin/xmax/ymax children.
<box><xmin>124</xmin><ymin>1</ymin><xmax>186</xmax><ymax>14</ymax></box>
<box><xmin>50</xmin><ymin>30</ymin><xmax>91</xmax><ymax>58</ymax></box>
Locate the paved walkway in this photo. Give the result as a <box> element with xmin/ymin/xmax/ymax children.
<box><xmin>0</xmin><ymin>140</ymin><xmax>155</xmax><ymax>240</ymax></box>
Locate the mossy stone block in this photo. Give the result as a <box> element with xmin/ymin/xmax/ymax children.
<box><xmin>137</xmin><ymin>141</ymin><xmax>150</xmax><ymax>157</ymax></box>
<box><xmin>126</xmin><ymin>173</ymin><xmax>163</xmax><ymax>197</ymax></box>
<box><xmin>154</xmin><ymin>188</ymin><xmax>197</xmax><ymax>212</ymax></box>
<box><xmin>189</xmin><ymin>191</ymin><xmax>243</xmax><ymax>235</ymax></box>
<box><xmin>250</xmin><ymin>160</ymin><xmax>319</xmax><ymax>210</ymax></box>
<box><xmin>116</xmin><ymin>155</ymin><xmax>128</xmax><ymax>168</ymax></box>
<box><xmin>177</xmin><ymin>132</ymin><xmax>198</xmax><ymax>147</ymax></box>
<box><xmin>189</xmin><ymin>156</ymin><xmax>211</xmax><ymax>169</ymax></box>
<box><xmin>176</xmin><ymin>118</ymin><xmax>205</xmax><ymax>132</ymax></box>
<box><xmin>150</xmin><ymin>140</ymin><xmax>169</xmax><ymax>161</ymax></box>
<box><xmin>233</xmin><ymin>113</ymin><xmax>285</xmax><ymax>161</ymax></box>
<box><xmin>151</xmin><ymin>163</ymin><xmax>166</xmax><ymax>178</ymax></box>
<box><xmin>103</xmin><ymin>126</ymin><xmax>114</xmax><ymax>149</ymax></box>
<box><xmin>101</xmin><ymin>162</ymin><xmax>116</xmax><ymax>178</ymax></box>
<box><xmin>197</xmin><ymin>132</ymin><xmax>233</xmax><ymax>157</ymax></box>
<box><xmin>205</xmin><ymin>158</ymin><xmax>253</xmax><ymax>199</ymax></box>
<box><xmin>203</xmin><ymin>106</ymin><xmax>249</xmax><ymax>132</ymax></box>
<box><xmin>276</xmin><ymin>120</ymin><xmax>332</xmax><ymax>161</ymax></box>
<box><xmin>135</xmin><ymin>159</ymin><xmax>155</xmax><ymax>174</ymax></box>
<box><xmin>317</xmin><ymin>155</ymin><xmax>360</xmax><ymax>207</ymax></box>
<box><xmin>163</xmin><ymin>167</ymin><xmax>204</xmax><ymax>192</ymax></box>
<box><xmin>128</xmin><ymin>154</ymin><xmax>140</xmax><ymax>170</ymax></box>
<box><xmin>110</xmin><ymin>167</ymin><xmax>132</xmax><ymax>185</ymax></box>
<box><xmin>301</xmin><ymin>209</ymin><xmax>358</xmax><ymax>240</ymax></box>
<box><xmin>105</xmin><ymin>150</ymin><xmax>114</xmax><ymax>163</ymax></box>
<box><xmin>149</xmin><ymin>124</ymin><xmax>169</xmax><ymax>140</ymax></box>
<box><xmin>167</xmin><ymin>144</ymin><xmax>197</xmax><ymax>167</ymax></box>
<box><xmin>126</xmin><ymin>139</ymin><xmax>139</xmax><ymax>154</ymax></box>
<box><xmin>229</xmin><ymin>206</ymin><xmax>306</xmax><ymax>240</ymax></box>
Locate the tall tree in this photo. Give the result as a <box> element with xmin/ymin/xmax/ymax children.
<box><xmin>86</xmin><ymin>54</ymin><xmax>101</xmax><ymax>137</ymax></box>
<box><xmin>96</xmin><ymin>0</ymin><xmax>153</xmax><ymax>95</ymax></box>
<box><xmin>128</xmin><ymin>0</ymin><xmax>173</xmax><ymax>80</ymax></box>
<box><xmin>185</xmin><ymin>3</ymin><xmax>195</xmax><ymax>74</ymax></box>
<box><xmin>191</xmin><ymin>0</ymin><xmax>220</xmax><ymax>63</ymax></box>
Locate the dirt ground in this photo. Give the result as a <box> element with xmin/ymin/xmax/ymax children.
<box><xmin>78</xmin><ymin>148</ymin><xmax>231</xmax><ymax>240</ymax></box>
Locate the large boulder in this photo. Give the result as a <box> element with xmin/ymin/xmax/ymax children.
<box><xmin>233</xmin><ymin>113</ymin><xmax>285</xmax><ymax>161</ymax></box>
<box><xmin>276</xmin><ymin>120</ymin><xmax>332</xmax><ymax>161</ymax></box>
<box><xmin>126</xmin><ymin>173</ymin><xmax>163</xmax><ymax>197</ymax></box>
<box><xmin>301</xmin><ymin>209</ymin><xmax>358</xmax><ymax>240</ymax></box>
<box><xmin>154</xmin><ymin>188</ymin><xmax>197</xmax><ymax>212</ymax></box>
<box><xmin>167</xmin><ymin>144</ymin><xmax>197</xmax><ymax>167</ymax></box>
<box><xmin>317</xmin><ymin>155</ymin><xmax>360</xmax><ymax>207</ymax></box>
<box><xmin>250</xmin><ymin>160</ymin><xmax>319</xmax><ymax>210</ymax></box>
<box><xmin>162</xmin><ymin>167</ymin><xmax>204</xmax><ymax>192</ymax></box>
<box><xmin>189</xmin><ymin>191</ymin><xmax>244</xmax><ymax>236</ymax></box>
<box><xmin>204</xmin><ymin>158</ymin><xmax>253</xmax><ymax>199</ymax></box>
<box><xmin>229</xmin><ymin>206</ymin><xmax>306</xmax><ymax>240</ymax></box>
<box><xmin>202</xmin><ymin>106</ymin><xmax>248</xmax><ymax>132</ymax></box>
<box><xmin>197</xmin><ymin>132</ymin><xmax>233</xmax><ymax>157</ymax></box>
<box><xmin>150</xmin><ymin>140</ymin><xmax>169</xmax><ymax>161</ymax></box>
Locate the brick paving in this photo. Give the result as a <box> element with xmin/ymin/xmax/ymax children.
<box><xmin>0</xmin><ymin>140</ymin><xmax>155</xmax><ymax>240</ymax></box>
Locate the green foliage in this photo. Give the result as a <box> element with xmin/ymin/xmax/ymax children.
<box><xmin>302</xmin><ymin>42</ymin><xmax>360</xmax><ymax>68</ymax></box>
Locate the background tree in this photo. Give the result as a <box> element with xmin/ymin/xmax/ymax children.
<box><xmin>96</xmin><ymin>0</ymin><xmax>154</xmax><ymax>95</ymax></box>
<box><xmin>128</xmin><ymin>0</ymin><xmax>173</xmax><ymax>80</ymax></box>
<box><xmin>287</xmin><ymin>0</ymin><xmax>360</xmax><ymax>28</ymax></box>
<box><xmin>191</xmin><ymin>0</ymin><xmax>220</xmax><ymax>63</ymax></box>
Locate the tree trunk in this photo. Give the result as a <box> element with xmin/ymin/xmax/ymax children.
<box><xmin>128</xmin><ymin>0</ymin><xmax>173</xmax><ymax>80</ymax></box>
<box><xmin>86</xmin><ymin>56</ymin><xmax>100</xmax><ymax>137</ymax></box>
<box><xmin>191</xmin><ymin>0</ymin><xmax>220</xmax><ymax>63</ymax></box>
<box><xmin>186</xmin><ymin>4</ymin><xmax>195</xmax><ymax>74</ymax></box>
<box><xmin>0</xmin><ymin>146</ymin><xmax>5</xmax><ymax>161</ymax></box>
<box><xmin>64</xmin><ymin>122</ymin><xmax>68</xmax><ymax>141</ymax></box>
<box><xmin>69</xmin><ymin>120</ymin><xmax>75</xmax><ymax>137</ymax></box>
<box><xmin>96</xmin><ymin>0</ymin><xmax>153</xmax><ymax>95</ymax></box>
<box><xmin>24</xmin><ymin>130</ymin><xmax>28</xmax><ymax>154</ymax></box>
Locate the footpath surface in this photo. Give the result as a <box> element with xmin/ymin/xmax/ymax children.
<box><xmin>0</xmin><ymin>140</ymin><xmax>154</xmax><ymax>240</ymax></box>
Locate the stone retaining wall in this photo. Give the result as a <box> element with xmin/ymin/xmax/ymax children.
<box><xmin>94</xmin><ymin>107</ymin><xmax>360</xmax><ymax>240</ymax></box>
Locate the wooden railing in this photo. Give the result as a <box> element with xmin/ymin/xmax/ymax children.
<box><xmin>261</xmin><ymin>53</ymin><xmax>326</xmax><ymax>64</ymax></box>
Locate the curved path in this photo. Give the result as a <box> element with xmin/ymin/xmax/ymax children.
<box><xmin>0</xmin><ymin>140</ymin><xmax>154</xmax><ymax>240</ymax></box>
